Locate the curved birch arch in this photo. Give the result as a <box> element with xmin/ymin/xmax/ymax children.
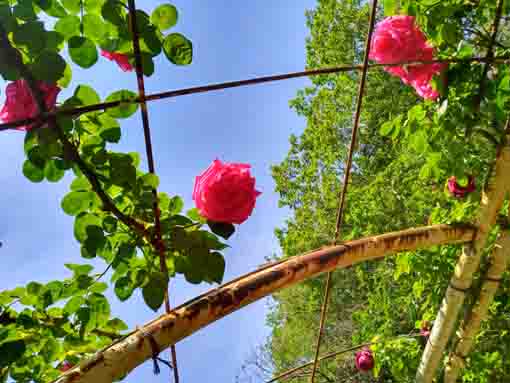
<box><xmin>53</xmin><ymin>224</ymin><xmax>475</xmax><ymax>383</ymax></box>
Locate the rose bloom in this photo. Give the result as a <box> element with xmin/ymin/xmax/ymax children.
<box><xmin>369</xmin><ymin>15</ymin><xmax>446</xmax><ymax>100</ymax></box>
<box><xmin>0</xmin><ymin>79</ymin><xmax>60</xmax><ymax>131</ymax></box>
<box><xmin>193</xmin><ymin>159</ymin><xmax>261</xmax><ymax>224</ymax></box>
<box><xmin>101</xmin><ymin>50</ymin><xmax>134</xmax><ymax>72</ymax></box>
<box><xmin>355</xmin><ymin>347</ymin><xmax>375</xmax><ymax>372</ymax></box>
<box><xmin>59</xmin><ymin>361</ymin><xmax>73</xmax><ymax>372</ymax></box>
<box><xmin>447</xmin><ymin>176</ymin><xmax>475</xmax><ymax>198</ymax></box>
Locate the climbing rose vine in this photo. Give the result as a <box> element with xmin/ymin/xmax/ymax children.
<box><xmin>193</xmin><ymin>159</ymin><xmax>261</xmax><ymax>224</ymax></box>
<box><xmin>0</xmin><ymin>79</ymin><xmax>60</xmax><ymax>130</ymax></box>
<box><xmin>369</xmin><ymin>15</ymin><xmax>446</xmax><ymax>100</ymax></box>
<box><xmin>101</xmin><ymin>50</ymin><xmax>134</xmax><ymax>72</ymax></box>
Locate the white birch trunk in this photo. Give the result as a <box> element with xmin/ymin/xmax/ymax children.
<box><xmin>443</xmin><ymin>232</ymin><xmax>510</xmax><ymax>383</ymax></box>
<box><xmin>415</xmin><ymin>135</ymin><xmax>510</xmax><ymax>383</ymax></box>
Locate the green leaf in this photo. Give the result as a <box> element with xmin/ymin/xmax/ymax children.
<box><xmin>206</xmin><ymin>252</ymin><xmax>226</xmax><ymax>284</ymax></box>
<box><xmin>101</xmin><ymin>0</ymin><xmax>124</xmax><ymax>26</ymax></box>
<box><xmin>151</xmin><ymin>4</ymin><xmax>178</xmax><ymax>31</ymax></box>
<box><xmin>74</xmin><ymin>84</ymin><xmax>101</xmax><ymax>105</ymax></box>
<box><xmin>13</xmin><ymin>0</ymin><xmax>37</xmax><ymax>21</ymax></box>
<box><xmin>36</xmin><ymin>0</ymin><xmax>68</xmax><ymax>18</ymax></box>
<box><xmin>379</xmin><ymin>121</ymin><xmax>394</xmax><ymax>136</ymax></box>
<box><xmin>83</xmin><ymin>13</ymin><xmax>107</xmax><ymax>41</ymax></box>
<box><xmin>90</xmin><ymin>282</ymin><xmax>108</xmax><ymax>294</ymax></box>
<box><xmin>74</xmin><ymin>213</ymin><xmax>102</xmax><ymax>243</ymax></box>
<box><xmin>0</xmin><ymin>341</ymin><xmax>26</xmax><ymax>368</ymax></box>
<box><xmin>114</xmin><ymin>277</ymin><xmax>133</xmax><ymax>301</ymax></box>
<box><xmin>64</xmin><ymin>296</ymin><xmax>85</xmax><ymax>314</ymax></box>
<box><xmin>142</xmin><ymin>273</ymin><xmax>168</xmax><ymax>311</ymax></box>
<box><xmin>13</xmin><ymin>21</ymin><xmax>46</xmax><ymax>53</ymax></box>
<box><xmin>65</xmin><ymin>263</ymin><xmax>94</xmax><ymax>276</ymax></box>
<box><xmin>68</xmin><ymin>36</ymin><xmax>98</xmax><ymax>68</ymax></box>
<box><xmin>141</xmin><ymin>173</ymin><xmax>159</xmax><ymax>189</ymax></box>
<box><xmin>207</xmin><ymin>220</ymin><xmax>235</xmax><ymax>240</ymax></box>
<box><xmin>105</xmin><ymin>318</ymin><xmax>128</xmax><ymax>331</ymax></box>
<box><xmin>55</xmin><ymin>15</ymin><xmax>81</xmax><ymax>39</ymax></box>
<box><xmin>100</xmin><ymin>126</ymin><xmax>121</xmax><ymax>143</ymax></box>
<box><xmin>61</xmin><ymin>191</ymin><xmax>94</xmax><ymax>216</ymax></box>
<box><xmin>63</xmin><ymin>0</ymin><xmax>80</xmax><ymax>14</ymax></box>
<box><xmin>44</xmin><ymin>159</ymin><xmax>66</xmax><ymax>182</ymax></box>
<box><xmin>163</xmin><ymin>33</ymin><xmax>193</xmax><ymax>65</ymax></box>
<box><xmin>168</xmin><ymin>196</ymin><xmax>184</xmax><ymax>215</ymax></box>
<box><xmin>102</xmin><ymin>216</ymin><xmax>118</xmax><ymax>233</ymax></box>
<box><xmin>88</xmin><ymin>293</ymin><xmax>111</xmax><ymax>328</ymax></box>
<box><xmin>58</xmin><ymin>63</ymin><xmax>73</xmax><ymax>88</ymax></box>
<box><xmin>105</xmin><ymin>90</ymin><xmax>139</xmax><ymax>118</ymax></box>
<box><xmin>383</xmin><ymin>0</ymin><xmax>398</xmax><ymax>15</ymax></box>
<box><xmin>22</xmin><ymin>160</ymin><xmax>44</xmax><ymax>183</ymax></box>
<box><xmin>141</xmin><ymin>52</ymin><xmax>155</xmax><ymax>77</ymax></box>
<box><xmin>410</xmin><ymin>131</ymin><xmax>428</xmax><ymax>154</ymax></box>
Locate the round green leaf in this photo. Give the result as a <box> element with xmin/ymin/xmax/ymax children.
<box><xmin>61</xmin><ymin>191</ymin><xmax>93</xmax><ymax>216</ymax></box>
<box><xmin>151</xmin><ymin>4</ymin><xmax>178</xmax><ymax>31</ymax></box>
<box><xmin>64</xmin><ymin>296</ymin><xmax>85</xmax><ymax>314</ymax></box>
<box><xmin>83</xmin><ymin>13</ymin><xmax>107</xmax><ymax>41</ymax></box>
<box><xmin>68</xmin><ymin>36</ymin><xmax>98</xmax><ymax>68</ymax></box>
<box><xmin>44</xmin><ymin>159</ymin><xmax>66</xmax><ymax>182</ymax></box>
<box><xmin>74</xmin><ymin>84</ymin><xmax>101</xmax><ymax>105</ymax></box>
<box><xmin>74</xmin><ymin>213</ymin><xmax>102</xmax><ymax>243</ymax></box>
<box><xmin>55</xmin><ymin>15</ymin><xmax>80</xmax><ymax>39</ymax></box>
<box><xmin>163</xmin><ymin>33</ymin><xmax>193</xmax><ymax>65</ymax></box>
<box><xmin>31</xmin><ymin>51</ymin><xmax>66</xmax><ymax>83</ymax></box>
<box><xmin>105</xmin><ymin>90</ymin><xmax>139</xmax><ymax>118</ymax></box>
<box><xmin>114</xmin><ymin>277</ymin><xmax>134</xmax><ymax>301</ymax></box>
<box><xmin>142</xmin><ymin>273</ymin><xmax>167</xmax><ymax>311</ymax></box>
<box><xmin>23</xmin><ymin>160</ymin><xmax>44</xmax><ymax>183</ymax></box>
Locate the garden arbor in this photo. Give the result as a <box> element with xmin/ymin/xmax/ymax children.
<box><xmin>0</xmin><ymin>0</ymin><xmax>509</xmax><ymax>382</ymax></box>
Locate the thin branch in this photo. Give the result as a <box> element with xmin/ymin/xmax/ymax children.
<box><xmin>126</xmin><ymin>0</ymin><xmax>179</xmax><ymax>381</ymax></box>
<box><xmin>52</xmin><ymin>224</ymin><xmax>475</xmax><ymax>383</ymax></box>
<box><xmin>0</xmin><ymin>56</ymin><xmax>509</xmax><ymax>131</ymax></box>
<box><xmin>309</xmin><ymin>1</ymin><xmax>378</xmax><ymax>381</ymax></box>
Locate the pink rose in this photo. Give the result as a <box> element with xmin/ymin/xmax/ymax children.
<box><xmin>193</xmin><ymin>159</ymin><xmax>261</xmax><ymax>224</ymax></box>
<box><xmin>420</xmin><ymin>321</ymin><xmax>431</xmax><ymax>339</ymax></box>
<box><xmin>101</xmin><ymin>50</ymin><xmax>134</xmax><ymax>72</ymax></box>
<box><xmin>355</xmin><ymin>347</ymin><xmax>375</xmax><ymax>372</ymax></box>
<box><xmin>0</xmin><ymin>79</ymin><xmax>60</xmax><ymax>131</ymax></box>
<box><xmin>59</xmin><ymin>361</ymin><xmax>73</xmax><ymax>372</ymax></box>
<box><xmin>447</xmin><ymin>176</ymin><xmax>475</xmax><ymax>198</ymax></box>
<box><xmin>369</xmin><ymin>16</ymin><xmax>446</xmax><ymax>100</ymax></box>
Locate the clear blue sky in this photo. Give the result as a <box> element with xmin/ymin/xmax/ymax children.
<box><xmin>0</xmin><ymin>1</ymin><xmax>316</xmax><ymax>381</ymax></box>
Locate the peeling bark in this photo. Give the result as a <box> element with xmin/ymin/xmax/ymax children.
<box><xmin>443</xmin><ymin>232</ymin><xmax>510</xmax><ymax>383</ymax></box>
<box><xmin>415</xmin><ymin>134</ymin><xmax>510</xmax><ymax>383</ymax></box>
<box><xmin>51</xmin><ymin>224</ymin><xmax>475</xmax><ymax>383</ymax></box>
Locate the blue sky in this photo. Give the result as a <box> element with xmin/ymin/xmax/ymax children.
<box><xmin>0</xmin><ymin>1</ymin><xmax>316</xmax><ymax>381</ymax></box>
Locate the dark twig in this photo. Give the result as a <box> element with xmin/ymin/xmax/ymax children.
<box><xmin>309</xmin><ymin>1</ymin><xmax>378</xmax><ymax>382</ymax></box>
<box><xmin>126</xmin><ymin>1</ymin><xmax>179</xmax><ymax>382</ymax></box>
<box><xmin>0</xmin><ymin>56</ymin><xmax>508</xmax><ymax>131</ymax></box>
